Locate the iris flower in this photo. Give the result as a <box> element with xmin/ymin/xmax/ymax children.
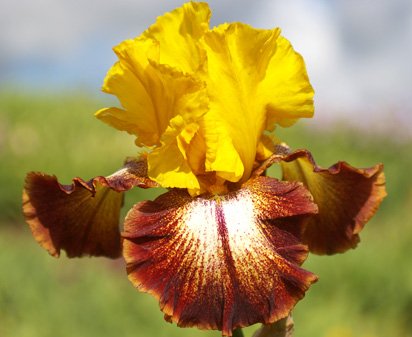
<box><xmin>23</xmin><ymin>2</ymin><xmax>386</xmax><ymax>336</ymax></box>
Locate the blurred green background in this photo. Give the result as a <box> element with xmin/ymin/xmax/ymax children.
<box><xmin>0</xmin><ymin>91</ymin><xmax>411</xmax><ymax>337</ymax></box>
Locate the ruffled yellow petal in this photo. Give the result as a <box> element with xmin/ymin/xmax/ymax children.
<box><xmin>96</xmin><ymin>106</ymin><xmax>164</xmax><ymax>146</ymax></box>
<box><xmin>259</xmin><ymin>36</ymin><xmax>314</xmax><ymax>128</ymax></box>
<box><xmin>201</xmin><ymin>23</ymin><xmax>313</xmax><ymax>185</ymax></box>
<box><xmin>142</xmin><ymin>1</ymin><xmax>210</xmax><ymax>74</ymax></box>
<box><xmin>96</xmin><ymin>38</ymin><xmax>207</xmax><ymax>147</ymax></box>
<box><xmin>96</xmin><ymin>39</ymin><xmax>160</xmax><ymax>145</ymax></box>
<box><xmin>147</xmin><ymin>141</ymin><xmax>200</xmax><ymax>191</ymax></box>
<box><xmin>147</xmin><ymin>115</ymin><xmax>201</xmax><ymax>191</ymax></box>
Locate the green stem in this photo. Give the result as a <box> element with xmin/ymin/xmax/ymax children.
<box><xmin>232</xmin><ymin>328</ymin><xmax>245</xmax><ymax>337</ymax></box>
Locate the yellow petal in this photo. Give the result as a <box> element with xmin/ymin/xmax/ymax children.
<box><xmin>97</xmin><ymin>38</ymin><xmax>207</xmax><ymax>147</ymax></box>
<box><xmin>201</xmin><ymin>23</ymin><xmax>313</xmax><ymax>184</ymax></box>
<box><xmin>147</xmin><ymin>141</ymin><xmax>200</xmax><ymax>192</ymax></box>
<box><xmin>147</xmin><ymin>115</ymin><xmax>202</xmax><ymax>191</ymax></box>
<box><xmin>96</xmin><ymin>107</ymin><xmax>158</xmax><ymax>145</ymax></box>
<box><xmin>185</xmin><ymin>130</ymin><xmax>207</xmax><ymax>175</ymax></box>
<box><xmin>97</xmin><ymin>39</ymin><xmax>160</xmax><ymax>145</ymax></box>
<box><xmin>176</xmin><ymin>122</ymin><xmax>200</xmax><ymax>161</ymax></box>
<box><xmin>142</xmin><ymin>1</ymin><xmax>210</xmax><ymax>74</ymax></box>
<box><xmin>259</xmin><ymin>36</ymin><xmax>314</xmax><ymax>129</ymax></box>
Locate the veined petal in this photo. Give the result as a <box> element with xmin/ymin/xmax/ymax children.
<box><xmin>22</xmin><ymin>158</ymin><xmax>158</xmax><ymax>258</ymax></box>
<box><xmin>123</xmin><ymin>177</ymin><xmax>318</xmax><ymax>336</ymax></box>
<box><xmin>96</xmin><ymin>38</ymin><xmax>208</xmax><ymax>147</ymax></box>
<box><xmin>280</xmin><ymin>150</ymin><xmax>387</xmax><ymax>255</ymax></box>
<box><xmin>201</xmin><ymin>23</ymin><xmax>314</xmax><ymax>185</ymax></box>
<box><xmin>142</xmin><ymin>1</ymin><xmax>210</xmax><ymax>74</ymax></box>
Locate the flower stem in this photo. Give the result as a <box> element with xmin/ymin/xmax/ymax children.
<box><xmin>233</xmin><ymin>328</ymin><xmax>245</xmax><ymax>337</ymax></box>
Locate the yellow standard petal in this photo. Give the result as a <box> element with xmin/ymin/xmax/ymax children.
<box><xmin>96</xmin><ymin>3</ymin><xmax>314</xmax><ymax>192</ymax></box>
<box><xmin>96</xmin><ymin>39</ymin><xmax>208</xmax><ymax>189</ymax></box>
<box><xmin>96</xmin><ymin>3</ymin><xmax>213</xmax><ymax>190</ymax></box>
<box><xmin>143</xmin><ymin>64</ymin><xmax>208</xmax><ymax>190</ymax></box>
<box><xmin>259</xmin><ymin>35</ymin><xmax>314</xmax><ymax>128</ymax></box>
<box><xmin>201</xmin><ymin>23</ymin><xmax>314</xmax><ymax>186</ymax></box>
<box><xmin>148</xmin><ymin>115</ymin><xmax>202</xmax><ymax>191</ymax></box>
<box><xmin>96</xmin><ymin>39</ymin><xmax>208</xmax><ymax>147</ymax></box>
<box><xmin>142</xmin><ymin>1</ymin><xmax>210</xmax><ymax>74</ymax></box>
<box><xmin>96</xmin><ymin>38</ymin><xmax>160</xmax><ymax>145</ymax></box>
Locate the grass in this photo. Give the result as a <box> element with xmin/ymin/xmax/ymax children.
<box><xmin>1</xmin><ymin>92</ymin><xmax>411</xmax><ymax>336</ymax></box>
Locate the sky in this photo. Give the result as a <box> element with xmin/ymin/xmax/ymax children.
<box><xmin>1</xmin><ymin>0</ymin><xmax>411</xmax><ymax>135</ymax></box>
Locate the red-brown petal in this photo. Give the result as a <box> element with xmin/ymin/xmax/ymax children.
<box><xmin>123</xmin><ymin>176</ymin><xmax>318</xmax><ymax>336</ymax></box>
<box><xmin>281</xmin><ymin>149</ymin><xmax>387</xmax><ymax>255</ymax></box>
<box><xmin>23</xmin><ymin>158</ymin><xmax>158</xmax><ymax>258</ymax></box>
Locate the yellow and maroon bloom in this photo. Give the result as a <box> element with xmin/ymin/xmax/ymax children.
<box><xmin>22</xmin><ymin>2</ymin><xmax>386</xmax><ymax>336</ymax></box>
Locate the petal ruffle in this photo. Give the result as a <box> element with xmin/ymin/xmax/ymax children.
<box><xmin>147</xmin><ymin>117</ymin><xmax>201</xmax><ymax>191</ymax></box>
<box><xmin>96</xmin><ymin>38</ymin><xmax>159</xmax><ymax>145</ymax></box>
<box><xmin>142</xmin><ymin>1</ymin><xmax>210</xmax><ymax>74</ymax></box>
<box><xmin>97</xmin><ymin>39</ymin><xmax>209</xmax><ymax>189</ymax></box>
<box><xmin>259</xmin><ymin>36</ymin><xmax>314</xmax><ymax>128</ymax></box>
<box><xmin>96</xmin><ymin>39</ymin><xmax>208</xmax><ymax>147</ymax></box>
<box><xmin>201</xmin><ymin>23</ymin><xmax>314</xmax><ymax>186</ymax></box>
<box><xmin>22</xmin><ymin>158</ymin><xmax>158</xmax><ymax>258</ymax></box>
<box><xmin>122</xmin><ymin>176</ymin><xmax>318</xmax><ymax>336</ymax></box>
<box><xmin>280</xmin><ymin>150</ymin><xmax>387</xmax><ymax>255</ymax></box>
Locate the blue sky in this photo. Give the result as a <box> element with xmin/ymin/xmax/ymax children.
<box><xmin>1</xmin><ymin>0</ymin><xmax>411</xmax><ymax>135</ymax></box>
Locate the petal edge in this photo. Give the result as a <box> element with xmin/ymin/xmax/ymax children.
<box><xmin>23</xmin><ymin>158</ymin><xmax>158</xmax><ymax>258</ymax></box>
<box><xmin>281</xmin><ymin>149</ymin><xmax>386</xmax><ymax>255</ymax></box>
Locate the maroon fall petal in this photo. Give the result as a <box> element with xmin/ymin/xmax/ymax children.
<box><xmin>122</xmin><ymin>176</ymin><xmax>318</xmax><ymax>336</ymax></box>
<box><xmin>22</xmin><ymin>157</ymin><xmax>158</xmax><ymax>258</ymax></box>
<box><xmin>280</xmin><ymin>149</ymin><xmax>387</xmax><ymax>255</ymax></box>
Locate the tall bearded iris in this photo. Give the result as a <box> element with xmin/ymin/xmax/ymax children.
<box><xmin>23</xmin><ymin>2</ymin><xmax>386</xmax><ymax>336</ymax></box>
